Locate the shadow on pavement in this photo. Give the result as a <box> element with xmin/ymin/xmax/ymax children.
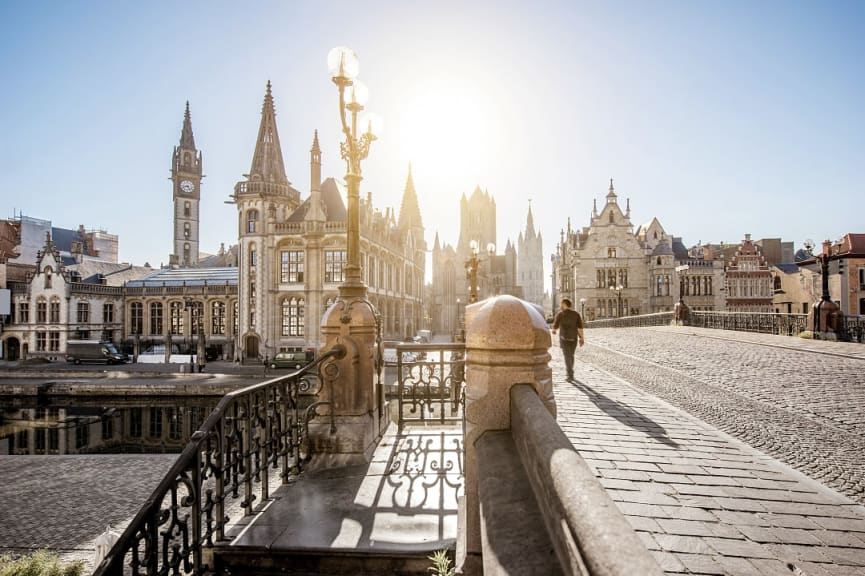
<box><xmin>570</xmin><ymin>379</ymin><xmax>680</xmax><ymax>448</ymax></box>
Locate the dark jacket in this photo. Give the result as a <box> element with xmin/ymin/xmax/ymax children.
<box><xmin>553</xmin><ymin>309</ymin><xmax>583</xmax><ymax>341</ymax></box>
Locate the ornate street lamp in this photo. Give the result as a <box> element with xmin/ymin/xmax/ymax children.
<box><xmin>466</xmin><ymin>240</ymin><xmax>495</xmax><ymax>304</ymax></box>
<box><xmin>328</xmin><ymin>46</ymin><xmax>382</xmax><ymax>299</ymax></box>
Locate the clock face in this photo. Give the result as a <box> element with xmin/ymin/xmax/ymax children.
<box><xmin>180</xmin><ymin>180</ymin><xmax>195</xmax><ymax>194</ymax></box>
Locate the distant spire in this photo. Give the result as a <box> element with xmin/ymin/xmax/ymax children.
<box><xmin>398</xmin><ymin>164</ymin><xmax>423</xmax><ymax>231</ymax></box>
<box><xmin>306</xmin><ymin>130</ymin><xmax>325</xmax><ymax>223</ymax></box>
<box><xmin>249</xmin><ymin>80</ymin><xmax>289</xmax><ymax>185</ymax></box>
<box><xmin>180</xmin><ymin>101</ymin><xmax>196</xmax><ymax>149</ymax></box>
<box><xmin>434</xmin><ymin>230</ymin><xmax>441</xmax><ymax>251</ymax></box>
<box><xmin>606</xmin><ymin>178</ymin><xmax>617</xmax><ymax>201</ymax></box>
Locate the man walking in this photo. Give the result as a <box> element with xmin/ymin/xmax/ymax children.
<box><xmin>551</xmin><ymin>298</ymin><xmax>584</xmax><ymax>382</ymax></box>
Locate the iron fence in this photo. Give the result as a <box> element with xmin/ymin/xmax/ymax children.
<box><xmin>689</xmin><ymin>311</ymin><xmax>808</xmax><ymax>336</ymax></box>
<box><xmin>585</xmin><ymin>312</ymin><xmax>674</xmax><ymax>329</ymax></box>
<box><xmin>93</xmin><ymin>346</ymin><xmax>345</xmax><ymax>576</ymax></box>
<box><xmin>383</xmin><ymin>342</ymin><xmax>466</xmax><ymax>428</ymax></box>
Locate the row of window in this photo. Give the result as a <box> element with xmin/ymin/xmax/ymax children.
<box><xmin>129</xmin><ymin>301</ymin><xmax>234</xmax><ymax>336</ymax></box>
<box><xmin>16</xmin><ymin>301</ymin><xmax>115</xmax><ymax>325</ymax></box>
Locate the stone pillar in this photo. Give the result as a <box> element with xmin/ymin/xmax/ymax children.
<box><xmin>462</xmin><ymin>295</ymin><xmax>554</xmax><ymax>569</ymax></box>
<box><xmin>311</xmin><ymin>294</ymin><xmax>386</xmax><ymax>468</ymax></box>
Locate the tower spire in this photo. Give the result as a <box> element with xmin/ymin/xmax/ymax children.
<box><xmin>398</xmin><ymin>163</ymin><xmax>423</xmax><ymax>231</ymax></box>
<box><xmin>180</xmin><ymin>101</ymin><xmax>196</xmax><ymax>149</ymax></box>
<box><xmin>249</xmin><ymin>80</ymin><xmax>290</xmax><ymax>185</ymax></box>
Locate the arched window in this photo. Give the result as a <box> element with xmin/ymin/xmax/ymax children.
<box><xmin>247</xmin><ymin>210</ymin><xmax>259</xmax><ymax>233</ymax></box>
<box><xmin>282</xmin><ymin>297</ymin><xmax>305</xmax><ymax>337</ymax></box>
<box><xmin>150</xmin><ymin>302</ymin><xmax>163</xmax><ymax>335</ymax></box>
<box><xmin>130</xmin><ymin>302</ymin><xmax>143</xmax><ymax>335</ymax></box>
<box><xmin>50</xmin><ymin>298</ymin><xmax>61</xmax><ymax>323</ymax></box>
<box><xmin>184</xmin><ymin>201</ymin><xmax>191</xmax><ymax>217</ymax></box>
<box><xmin>44</xmin><ymin>267</ymin><xmax>52</xmax><ymax>289</ymax></box>
<box><xmin>211</xmin><ymin>302</ymin><xmax>226</xmax><ymax>335</ymax></box>
<box><xmin>184</xmin><ymin>222</ymin><xmax>191</xmax><ymax>238</ymax></box>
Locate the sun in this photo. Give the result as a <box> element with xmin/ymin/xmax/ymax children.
<box><xmin>395</xmin><ymin>76</ymin><xmax>500</xmax><ymax>192</ymax></box>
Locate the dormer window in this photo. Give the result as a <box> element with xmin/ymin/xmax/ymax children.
<box><xmin>44</xmin><ymin>267</ymin><xmax>53</xmax><ymax>289</ymax></box>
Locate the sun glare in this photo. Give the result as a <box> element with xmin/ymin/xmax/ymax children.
<box><xmin>397</xmin><ymin>78</ymin><xmax>499</xmax><ymax>189</ymax></box>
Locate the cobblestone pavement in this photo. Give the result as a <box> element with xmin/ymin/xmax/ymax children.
<box><xmin>0</xmin><ymin>454</ymin><xmax>177</xmax><ymax>572</ymax></box>
<box><xmin>550</xmin><ymin>329</ymin><xmax>865</xmax><ymax>575</ymax></box>
<box><xmin>579</xmin><ymin>326</ymin><xmax>865</xmax><ymax>504</ymax></box>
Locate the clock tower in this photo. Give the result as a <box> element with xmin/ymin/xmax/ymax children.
<box><xmin>170</xmin><ymin>101</ymin><xmax>203</xmax><ymax>267</ymax></box>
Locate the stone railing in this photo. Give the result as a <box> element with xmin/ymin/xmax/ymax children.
<box><xmin>585</xmin><ymin>311</ymin><xmax>673</xmax><ymax>329</ymax></box>
<box><xmin>462</xmin><ymin>295</ymin><xmax>661</xmax><ymax>575</ymax></box>
<box><xmin>93</xmin><ymin>347</ymin><xmax>345</xmax><ymax>576</ymax></box>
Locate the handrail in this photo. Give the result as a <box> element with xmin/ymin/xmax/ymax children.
<box><xmin>509</xmin><ymin>384</ymin><xmax>663</xmax><ymax>575</ymax></box>
<box><xmin>93</xmin><ymin>345</ymin><xmax>345</xmax><ymax>576</ymax></box>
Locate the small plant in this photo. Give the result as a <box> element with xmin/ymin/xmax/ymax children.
<box><xmin>0</xmin><ymin>550</ymin><xmax>84</xmax><ymax>576</ymax></box>
<box><xmin>427</xmin><ymin>549</ymin><xmax>455</xmax><ymax>576</ymax></box>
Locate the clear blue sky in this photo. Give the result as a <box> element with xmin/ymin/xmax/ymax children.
<box><xmin>1</xmin><ymin>1</ymin><xmax>862</xmax><ymax>279</ymax></box>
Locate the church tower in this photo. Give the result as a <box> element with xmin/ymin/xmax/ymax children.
<box><xmin>517</xmin><ymin>202</ymin><xmax>544</xmax><ymax>306</ymax></box>
<box><xmin>170</xmin><ymin>101</ymin><xmax>203</xmax><ymax>267</ymax></box>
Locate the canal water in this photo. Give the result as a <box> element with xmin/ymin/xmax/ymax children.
<box><xmin>0</xmin><ymin>398</ymin><xmax>218</xmax><ymax>455</ymax></box>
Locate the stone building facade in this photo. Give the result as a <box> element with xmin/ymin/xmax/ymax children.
<box><xmin>553</xmin><ymin>181</ymin><xmax>667</xmax><ymax>320</ymax></box>
<box><xmin>232</xmin><ymin>83</ymin><xmax>426</xmax><ymax>361</ymax></box>
<box><xmin>724</xmin><ymin>234</ymin><xmax>774</xmax><ymax>312</ymax></box>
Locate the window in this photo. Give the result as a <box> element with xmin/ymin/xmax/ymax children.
<box><xmin>36</xmin><ymin>299</ymin><xmax>47</xmax><ymax>323</ymax></box>
<box><xmin>247</xmin><ymin>210</ymin><xmax>258</xmax><ymax>233</ymax></box>
<box><xmin>212</xmin><ymin>302</ymin><xmax>226</xmax><ymax>335</ymax></box>
<box><xmin>280</xmin><ymin>250</ymin><xmax>305</xmax><ymax>283</ymax></box>
<box><xmin>75</xmin><ymin>423</ymin><xmax>90</xmax><ymax>449</ymax></box>
<box><xmin>250</xmin><ymin>246</ymin><xmax>257</xmax><ymax>267</ymax></box>
<box><xmin>77</xmin><ymin>302</ymin><xmax>90</xmax><ymax>324</ymax></box>
<box><xmin>49</xmin><ymin>332</ymin><xmax>59</xmax><ymax>352</ymax></box>
<box><xmin>150</xmin><ymin>303</ymin><xmax>163</xmax><ymax>335</ymax></box>
<box><xmin>18</xmin><ymin>302</ymin><xmax>29</xmax><ymax>324</ymax></box>
<box><xmin>325</xmin><ymin>250</ymin><xmax>346</xmax><ymax>283</ymax></box>
<box><xmin>130</xmin><ymin>408</ymin><xmax>143</xmax><ymax>438</ymax></box>
<box><xmin>190</xmin><ymin>302</ymin><xmax>203</xmax><ymax>335</ymax></box>
<box><xmin>183</xmin><ymin>244</ymin><xmax>190</xmax><ymax>264</ymax></box>
<box><xmin>607</xmin><ymin>247</ymin><xmax>617</xmax><ymax>258</ymax></box>
<box><xmin>44</xmin><ymin>267</ymin><xmax>52</xmax><ymax>289</ymax></box>
<box><xmin>130</xmin><ymin>302</ymin><xmax>143</xmax><ymax>335</ymax></box>
<box><xmin>168</xmin><ymin>409</ymin><xmax>182</xmax><ymax>441</ymax></box>
<box><xmin>170</xmin><ymin>302</ymin><xmax>185</xmax><ymax>335</ymax></box>
<box><xmin>50</xmin><ymin>299</ymin><xmax>60</xmax><ymax>323</ymax></box>
<box><xmin>36</xmin><ymin>331</ymin><xmax>46</xmax><ymax>351</ymax></box>
<box><xmin>281</xmin><ymin>297</ymin><xmax>305</xmax><ymax>337</ymax></box>
<box><xmin>184</xmin><ymin>201</ymin><xmax>191</xmax><ymax>217</ymax></box>
<box><xmin>104</xmin><ymin>303</ymin><xmax>115</xmax><ymax>323</ymax></box>
<box><xmin>184</xmin><ymin>222</ymin><xmax>190</xmax><ymax>239</ymax></box>
<box><xmin>149</xmin><ymin>407</ymin><xmax>164</xmax><ymax>438</ymax></box>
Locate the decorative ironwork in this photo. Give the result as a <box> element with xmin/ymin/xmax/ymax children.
<box><xmin>93</xmin><ymin>346</ymin><xmax>345</xmax><ymax>576</ymax></box>
<box><xmin>388</xmin><ymin>343</ymin><xmax>466</xmax><ymax>428</ymax></box>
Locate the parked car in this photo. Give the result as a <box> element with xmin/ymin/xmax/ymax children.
<box><xmin>66</xmin><ymin>341</ymin><xmax>129</xmax><ymax>365</ymax></box>
<box><xmin>269</xmin><ymin>351</ymin><xmax>308</xmax><ymax>370</ymax></box>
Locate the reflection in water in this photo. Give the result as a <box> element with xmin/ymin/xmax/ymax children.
<box><xmin>0</xmin><ymin>400</ymin><xmax>218</xmax><ymax>455</ymax></box>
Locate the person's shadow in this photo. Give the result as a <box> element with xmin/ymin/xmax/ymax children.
<box><xmin>571</xmin><ymin>379</ymin><xmax>679</xmax><ymax>448</ymax></box>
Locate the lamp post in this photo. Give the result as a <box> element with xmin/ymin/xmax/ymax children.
<box><xmin>328</xmin><ymin>46</ymin><xmax>381</xmax><ymax>299</ymax></box>
<box><xmin>609</xmin><ymin>284</ymin><xmax>623</xmax><ymax>317</ymax></box>
<box><xmin>466</xmin><ymin>240</ymin><xmax>495</xmax><ymax>304</ymax></box>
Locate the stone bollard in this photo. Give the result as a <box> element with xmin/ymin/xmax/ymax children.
<box><xmin>461</xmin><ymin>295</ymin><xmax>553</xmax><ymax>571</ymax></box>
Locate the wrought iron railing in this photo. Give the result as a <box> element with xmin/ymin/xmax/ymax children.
<box><xmin>840</xmin><ymin>315</ymin><xmax>865</xmax><ymax>343</ymax></box>
<box><xmin>689</xmin><ymin>311</ymin><xmax>809</xmax><ymax>336</ymax></box>
<box><xmin>585</xmin><ymin>312</ymin><xmax>674</xmax><ymax>329</ymax></box>
<box><xmin>93</xmin><ymin>346</ymin><xmax>345</xmax><ymax>576</ymax></box>
<box><xmin>382</xmin><ymin>342</ymin><xmax>466</xmax><ymax>428</ymax></box>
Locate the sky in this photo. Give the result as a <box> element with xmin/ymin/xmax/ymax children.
<box><xmin>1</xmin><ymin>0</ymin><xmax>863</xmax><ymax>284</ymax></box>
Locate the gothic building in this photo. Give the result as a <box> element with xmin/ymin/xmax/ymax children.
<box><xmin>429</xmin><ymin>186</ymin><xmax>523</xmax><ymax>336</ymax></box>
<box><xmin>232</xmin><ymin>82</ymin><xmax>425</xmax><ymax>360</ymax></box>
<box><xmin>725</xmin><ymin>234</ymin><xmax>775</xmax><ymax>312</ymax></box>
<box><xmin>517</xmin><ymin>204</ymin><xmax>544</xmax><ymax>308</ymax></box>
<box><xmin>553</xmin><ymin>180</ymin><xmax>679</xmax><ymax>320</ymax></box>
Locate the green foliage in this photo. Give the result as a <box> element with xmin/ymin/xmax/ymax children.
<box><xmin>427</xmin><ymin>549</ymin><xmax>455</xmax><ymax>576</ymax></box>
<box><xmin>799</xmin><ymin>330</ymin><xmax>814</xmax><ymax>339</ymax></box>
<box><xmin>0</xmin><ymin>550</ymin><xmax>84</xmax><ymax>576</ymax></box>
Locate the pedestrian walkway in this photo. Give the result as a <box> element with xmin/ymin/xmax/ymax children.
<box><xmin>551</xmin><ymin>340</ymin><xmax>865</xmax><ymax>575</ymax></box>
